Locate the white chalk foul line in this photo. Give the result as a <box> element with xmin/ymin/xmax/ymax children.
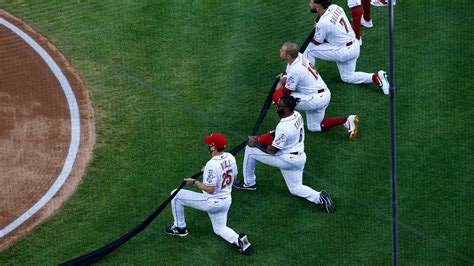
<box><xmin>0</xmin><ymin>18</ymin><xmax>80</xmax><ymax>238</ymax></box>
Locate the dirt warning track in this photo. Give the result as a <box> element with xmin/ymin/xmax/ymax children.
<box><xmin>0</xmin><ymin>10</ymin><xmax>95</xmax><ymax>249</ymax></box>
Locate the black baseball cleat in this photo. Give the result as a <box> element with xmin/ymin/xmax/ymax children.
<box><xmin>164</xmin><ymin>225</ymin><xmax>188</xmax><ymax>237</ymax></box>
<box><xmin>237</xmin><ymin>234</ymin><xmax>253</xmax><ymax>256</ymax></box>
<box><xmin>320</xmin><ymin>190</ymin><xmax>335</xmax><ymax>214</ymax></box>
<box><xmin>233</xmin><ymin>180</ymin><xmax>257</xmax><ymax>190</ymax></box>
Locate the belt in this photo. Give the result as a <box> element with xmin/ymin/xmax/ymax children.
<box><xmin>317</xmin><ymin>88</ymin><xmax>325</xmax><ymax>93</ymax></box>
<box><xmin>312</xmin><ymin>39</ymin><xmax>352</xmax><ymax>47</ymax></box>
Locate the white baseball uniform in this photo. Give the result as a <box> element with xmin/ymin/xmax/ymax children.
<box><xmin>243</xmin><ymin>111</ymin><xmax>323</xmax><ymax>204</ymax></box>
<box><xmin>303</xmin><ymin>4</ymin><xmax>374</xmax><ymax>84</ymax></box>
<box><xmin>347</xmin><ymin>0</ymin><xmax>361</xmax><ymax>8</ymax></box>
<box><xmin>171</xmin><ymin>152</ymin><xmax>239</xmax><ymax>244</ymax></box>
<box><xmin>284</xmin><ymin>52</ymin><xmax>331</xmax><ymax>132</ymax></box>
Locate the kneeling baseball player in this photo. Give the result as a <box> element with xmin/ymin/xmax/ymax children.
<box><xmin>276</xmin><ymin>42</ymin><xmax>359</xmax><ymax>140</ymax></box>
<box><xmin>165</xmin><ymin>132</ymin><xmax>252</xmax><ymax>256</ymax></box>
<box><xmin>233</xmin><ymin>95</ymin><xmax>335</xmax><ymax>214</ymax></box>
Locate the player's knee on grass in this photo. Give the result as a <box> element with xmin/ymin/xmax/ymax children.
<box><xmin>340</xmin><ymin>73</ymin><xmax>354</xmax><ymax>83</ymax></box>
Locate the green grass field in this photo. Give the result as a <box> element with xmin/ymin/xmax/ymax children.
<box><xmin>1</xmin><ymin>1</ymin><xmax>472</xmax><ymax>265</ymax></box>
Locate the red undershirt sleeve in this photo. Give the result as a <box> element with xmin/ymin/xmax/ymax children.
<box><xmin>282</xmin><ymin>86</ymin><xmax>293</xmax><ymax>95</ymax></box>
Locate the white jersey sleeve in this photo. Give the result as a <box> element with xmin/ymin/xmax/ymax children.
<box><xmin>314</xmin><ymin>21</ymin><xmax>328</xmax><ymax>44</ymax></box>
<box><xmin>285</xmin><ymin>68</ymin><xmax>300</xmax><ymax>92</ymax></box>
<box><xmin>202</xmin><ymin>153</ymin><xmax>236</xmax><ymax>198</ymax></box>
<box><xmin>203</xmin><ymin>162</ymin><xmax>218</xmax><ymax>187</ymax></box>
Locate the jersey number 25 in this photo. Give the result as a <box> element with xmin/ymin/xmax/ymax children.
<box><xmin>221</xmin><ymin>170</ymin><xmax>233</xmax><ymax>188</ymax></box>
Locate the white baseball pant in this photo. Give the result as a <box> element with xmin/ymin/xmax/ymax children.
<box><xmin>242</xmin><ymin>146</ymin><xmax>321</xmax><ymax>204</ymax></box>
<box><xmin>171</xmin><ymin>189</ymin><xmax>239</xmax><ymax>244</ymax></box>
<box><xmin>292</xmin><ymin>89</ymin><xmax>331</xmax><ymax>132</ymax></box>
<box><xmin>304</xmin><ymin>42</ymin><xmax>373</xmax><ymax>84</ymax></box>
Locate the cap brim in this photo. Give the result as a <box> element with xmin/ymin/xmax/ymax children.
<box><xmin>203</xmin><ymin>135</ymin><xmax>213</xmax><ymax>145</ymax></box>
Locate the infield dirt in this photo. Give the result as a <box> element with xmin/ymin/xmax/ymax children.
<box><xmin>0</xmin><ymin>9</ymin><xmax>95</xmax><ymax>249</ymax></box>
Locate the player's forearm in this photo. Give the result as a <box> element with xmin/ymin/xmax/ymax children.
<box><xmin>254</xmin><ymin>142</ymin><xmax>278</xmax><ymax>155</ymax></box>
<box><xmin>193</xmin><ymin>180</ymin><xmax>216</xmax><ymax>194</ymax></box>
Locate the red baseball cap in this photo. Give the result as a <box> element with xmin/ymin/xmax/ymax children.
<box><xmin>272</xmin><ymin>89</ymin><xmax>283</xmax><ymax>104</ymax></box>
<box><xmin>203</xmin><ymin>132</ymin><xmax>227</xmax><ymax>149</ymax></box>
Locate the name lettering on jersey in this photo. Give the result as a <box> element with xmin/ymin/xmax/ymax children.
<box><xmin>299</xmin><ymin>56</ymin><xmax>319</xmax><ymax>80</ymax></box>
<box><xmin>301</xmin><ymin>57</ymin><xmax>309</xmax><ymax>67</ymax></box>
<box><xmin>330</xmin><ymin>7</ymin><xmax>343</xmax><ymax>24</ymax></box>
<box><xmin>220</xmin><ymin>159</ymin><xmax>231</xmax><ymax>171</ymax></box>
<box><xmin>294</xmin><ymin>115</ymin><xmax>304</xmax><ymax>130</ymax></box>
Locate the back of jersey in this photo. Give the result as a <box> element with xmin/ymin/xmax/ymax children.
<box><xmin>202</xmin><ymin>152</ymin><xmax>238</xmax><ymax>198</ymax></box>
<box><xmin>273</xmin><ymin>111</ymin><xmax>305</xmax><ymax>154</ymax></box>
<box><xmin>318</xmin><ymin>4</ymin><xmax>355</xmax><ymax>46</ymax></box>
<box><xmin>286</xmin><ymin>53</ymin><xmax>327</xmax><ymax>95</ymax></box>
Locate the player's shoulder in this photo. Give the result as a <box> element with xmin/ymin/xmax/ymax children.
<box><xmin>294</xmin><ymin>111</ymin><xmax>303</xmax><ymax>119</ymax></box>
<box><xmin>210</xmin><ymin>152</ymin><xmax>235</xmax><ymax>163</ymax></box>
<box><xmin>288</xmin><ymin>112</ymin><xmax>303</xmax><ymax>124</ymax></box>
<box><xmin>328</xmin><ymin>4</ymin><xmax>343</xmax><ymax>11</ymax></box>
<box><xmin>331</xmin><ymin>4</ymin><xmax>346</xmax><ymax>16</ymax></box>
<box><xmin>206</xmin><ymin>156</ymin><xmax>221</xmax><ymax>167</ymax></box>
<box><xmin>222</xmin><ymin>152</ymin><xmax>236</xmax><ymax>162</ymax></box>
<box><xmin>204</xmin><ymin>159</ymin><xmax>216</xmax><ymax>170</ymax></box>
<box><xmin>317</xmin><ymin>15</ymin><xmax>331</xmax><ymax>27</ymax></box>
<box><xmin>277</xmin><ymin>113</ymin><xmax>299</xmax><ymax>128</ymax></box>
<box><xmin>222</xmin><ymin>152</ymin><xmax>235</xmax><ymax>159</ymax></box>
<box><xmin>289</xmin><ymin>54</ymin><xmax>306</xmax><ymax>71</ymax></box>
<box><xmin>320</xmin><ymin>4</ymin><xmax>343</xmax><ymax>20</ymax></box>
<box><xmin>275</xmin><ymin>120</ymin><xmax>287</xmax><ymax>132</ymax></box>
